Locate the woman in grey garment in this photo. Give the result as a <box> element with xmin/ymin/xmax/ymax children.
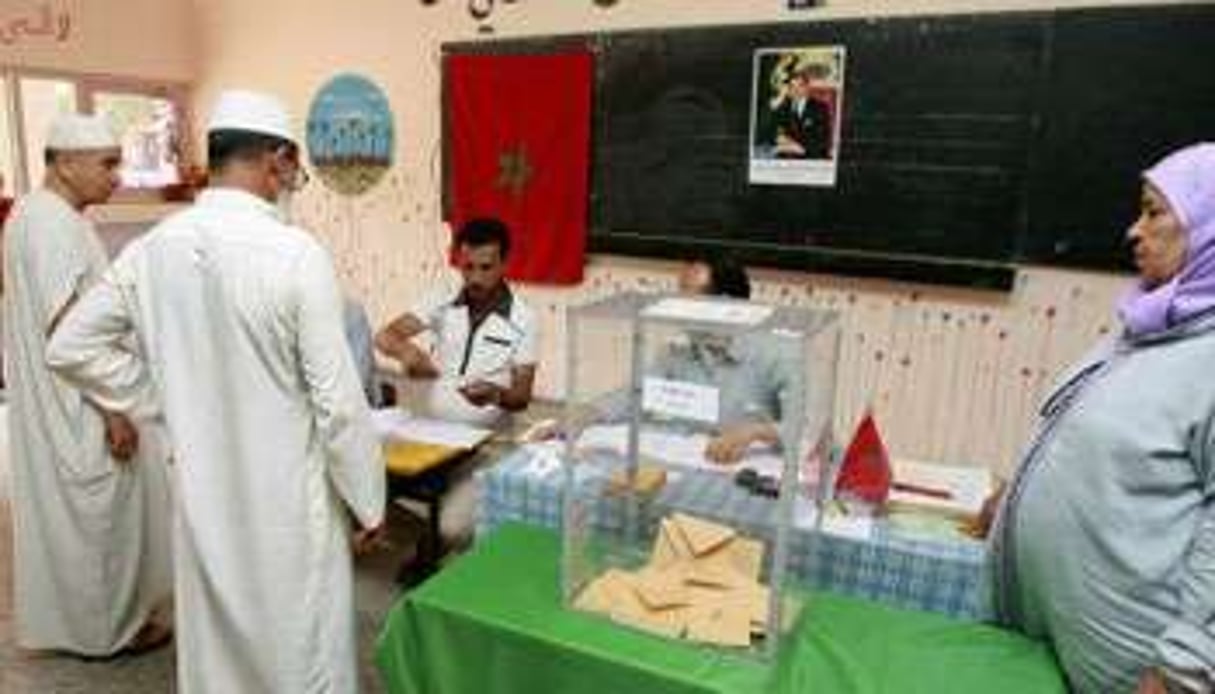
<box><xmin>992</xmin><ymin>143</ymin><xmax>1215</xmax><ymax>693</ymax></box>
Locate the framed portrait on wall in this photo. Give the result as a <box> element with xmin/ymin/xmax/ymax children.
<box><xmin>748</xmin><ymin>45</ymin><xmax>846</xmax><ymax>187</ymax></box>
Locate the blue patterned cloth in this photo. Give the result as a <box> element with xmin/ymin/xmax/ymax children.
<box><xmin>476</xmin><ymin>446</ymin><xmax>991</xmax><ymax>621</ymax></box>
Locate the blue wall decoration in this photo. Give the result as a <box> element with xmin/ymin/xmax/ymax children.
<box><xmin>306</xmin><ymin>73</ymin><xmax>395</xmax><ymax>196</ymax></box>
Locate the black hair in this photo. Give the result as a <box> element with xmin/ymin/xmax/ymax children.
<box><xmin>455</xmin><ymin>217</ymin><xmax>511</xmax><ymax>260</ymax></box>
<box><xmin>207</xmin><ymin>129</ymin><xmax>295</xmax><ymax>174</ymax></box>
<box><xmin>691</xmin><ymin>251</ymin><xmax>751</xmax><ymax>299</ymax></box>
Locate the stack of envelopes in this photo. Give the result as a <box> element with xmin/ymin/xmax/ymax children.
<box><xmin>573</xmin><ymin>512</ymin><xmax>769</xmax><ymax>647</ymax></box>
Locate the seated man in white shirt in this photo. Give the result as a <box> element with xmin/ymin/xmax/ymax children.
<box><xmin>375</xmin><ymin>217</ymin><xmax>538</xmax><ymax>542</ymax></box>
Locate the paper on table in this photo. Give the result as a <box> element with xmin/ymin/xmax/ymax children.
<box><xmin>791</xmin><ymin>496</ymin><xmax>819</xmax><ymax>530</ymax></box>
<box><xmin>575</xmin><ymin>424</ymin><xmax>785</xmax><ymax>479</ymax></box>
<box><xmin>371</xmin><ymin>408</ymin><xmax>492</xmax><ymax>449</ymax></box>
<box><xmin>889</xmin><ymin>459</ymin><xmax>992</xmax><ymax>517</ymax></box>
<box><xmin>821</xmin><ymin>512</ymin><xmax>875</xmax><ymax>542</ymax></box>
<box><xmin>642</xmin><ymin>297</ymin><xmax>774</xmax><ymax>327</ymax></box>
<box><xmin>789</xmin><ymin>498</ymin><xmax>875</xmax><ymax>541</ymax></box>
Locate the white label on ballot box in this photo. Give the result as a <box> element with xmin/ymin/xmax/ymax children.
<box><xmin>642</xmin><ymin>377</ymin><xmax>719</xmax><ymax>424</ymax></box>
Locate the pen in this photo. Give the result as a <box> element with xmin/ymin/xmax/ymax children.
<box><xmin>892</xmin><ymin>481</ymin><xmax>953</xmax><ymax>500</ymax></box>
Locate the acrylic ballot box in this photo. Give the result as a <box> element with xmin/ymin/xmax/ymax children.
<box><xmin>560</xmin><ymin>292</ymin><xmax>840</xmax><ymax>659</ymax></box>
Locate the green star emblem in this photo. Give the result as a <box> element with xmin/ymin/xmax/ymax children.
<box><xmin>495</xmin><ymin>144</ymin><xmax>533</xmax><ymax>197</ymax></box>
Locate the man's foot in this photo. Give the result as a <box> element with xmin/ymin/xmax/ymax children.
<box><xmin>122</xmin><ymin>620</ymin><xmax>173</xmax><ymax>656</ymax></box>
<box><xmin>71</xmin><ymin>620</ymin><xmax>173</xmax><ymax>661</ymax></box>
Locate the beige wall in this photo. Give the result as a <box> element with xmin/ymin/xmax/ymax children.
<box><xmin>0</xmin><ymin>0</ymin><xmax>195</xmax><ymax>81</ymax></box>
<box><xmin>189</xmin><ymin>0</ymin><xmax>1194</xmax><ymax>474</ymax></box>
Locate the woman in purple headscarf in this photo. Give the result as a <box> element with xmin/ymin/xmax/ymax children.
<box><xmin>991</xmin><ymin>143</ymin><xmax>1215</xmax><ymax>694</ymax></box>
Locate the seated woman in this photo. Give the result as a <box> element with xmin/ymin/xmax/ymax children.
<box><xmin>992</xmin><ymin>143</ymin><xmax>1215</xmax><ymax>693</ymax></box>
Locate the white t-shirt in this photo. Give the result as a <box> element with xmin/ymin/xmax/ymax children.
<box><xmin>413</xmin><ymin>286</ymin><xmax>538</xmax><ymax>425</ymax></box>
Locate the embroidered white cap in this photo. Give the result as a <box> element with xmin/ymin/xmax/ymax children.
<box><xmin>206</xmin><ymin>89</ymin><xmax>296</xmax><ymax>144</ymax></box>
<box><xmin>45</xmin><ymin>114</ymin><xmax>120</xmax><ymax>151</ymax></box>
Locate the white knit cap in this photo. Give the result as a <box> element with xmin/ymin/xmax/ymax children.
<box><xmin>45</xmin><ymin>114</ymin><xmax>120</xmax><ymax>151</ymax></box>
<box><xmin>206</xmin><ymin>89</ymin><xmax>296</xmax><ymax>144</ymax></box>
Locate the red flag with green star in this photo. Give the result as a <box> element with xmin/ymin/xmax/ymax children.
<box><xmin>445</xmin><ymin>50</ymin><xmax>592</xmax><ymax>284</ymax></box>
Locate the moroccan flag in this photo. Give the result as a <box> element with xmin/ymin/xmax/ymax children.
<box><xmin>445</xmin><ymin>51</ymin><xmax>593</xmax><ymax>284</ymax></box>
<box><xmin>835</xmin><ymin>410</ymin><xmax>893</xmax><ymax>505</ymax></box>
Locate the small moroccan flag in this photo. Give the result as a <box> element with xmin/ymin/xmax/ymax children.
<box><xmin>835</xmin><ymin>409</ymin><xmax>892</xmax><ymax>505</ymax></box>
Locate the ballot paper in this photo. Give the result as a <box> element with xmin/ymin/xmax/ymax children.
<box><xmin>371</xmin><ymin>408</ymin><xmax>492</xmax><ymax>450</ymax></box>
<box><xmin>573</xmin><ymin>513</ymin><xmax>773</xmax><ymax>647</ymax></box>
<box><xmin>888</xmin><ymin>458</ymin><xmax>992</xmax><ymax>518</ymax></box>
<box><xmin>790</xmin><ymin>497</ymin><xmax>875</xmax><ymax>541</ymax></box>
<box><xmin>575</xmin><ymin>424</ymin><xmax>786</xmax><ymax>479</ymax></box>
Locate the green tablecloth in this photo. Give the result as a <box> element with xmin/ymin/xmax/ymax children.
<box><xmin>376</xmin><ymin>523</ymin><xmax>1064</xmax><ymax>694</ymax></box>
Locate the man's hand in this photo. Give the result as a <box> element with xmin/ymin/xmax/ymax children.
<box><xmin>458</xmin><ymin>380</ymin><xmax>500</xmax><ymax>407</ymax></box>
<box><xmin>399</xmin><ymin>343</ymin><xmax>439</xmax><ymax>379</ymax></box>
<box><xmin>1136</xmin><ymin>668</ymin><xmax>1169</xmax><ymax>694</ymax></box>
<box><xmin>352</xmin><ymin>524</ymin><xmax>387</xmax><ymax>556</ymax></box>
<box><xmin>375</xmin><ymin>314</ymin><xmax>437</xmax><ymax>378</ymax></box>
<box><xmin>705</xmin><ymin>423</ymin><xmax>773</xmax><ymax>465</ymax></box>
<box><xmin>103</xmin><ymin>411</ymin><xmax>139</xmax><ymax>463</ymax></box>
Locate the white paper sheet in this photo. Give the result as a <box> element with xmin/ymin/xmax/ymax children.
<box><xmin>889</xmin><ymin>458</ymin><xmax>992</xmax><ymax>516</ymax></box>
<box><xmin>820</xmin><ymin>512</ymin><xmax>875</xmax><ymax>541</ymax></box>
<box><xmin>641</xmin><ymin>377</ymin><xmax>720</xmax><ymax>424</ymax></box>
<box><xmin>642</xmin><ymin>297</ymin><xmax>774</xmax><ymax>326</ymax></box>
<box><xmin>371</xmin><ymin>408</ymin><xmax>492</xmax><ymax>449</ymax></box>
<box><xmin>575</xmin><ymin>424</ymin><xmax>786</xmax><ymax>479</ymax></box>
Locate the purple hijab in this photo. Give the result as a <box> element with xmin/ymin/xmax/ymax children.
<box><xmin>1117</xmin><ymin>143</ymin><xmax>1215</xmax><ymax>337</ymax></box>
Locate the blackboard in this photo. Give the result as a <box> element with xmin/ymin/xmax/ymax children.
<box><xmin>1024</xmin><ymin>5</ymin><xmax>1215</xmax><ymax>269</ymax></box>
<box><xmin>443</xmin><ymin>4</ymin><xmax>1215</xmax><ymax>290</ymax></box>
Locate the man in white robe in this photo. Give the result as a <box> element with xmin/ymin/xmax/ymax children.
<box><xmin>3</xmin><ymin>114</ymin><xmax>172</xmax><ymax>656</ymax></box>
<box><xmin>46</xmin><ymin>90</ymin><xmax>384</xmax><ymax>693</ymax></box>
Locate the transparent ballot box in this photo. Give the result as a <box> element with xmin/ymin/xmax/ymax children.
<box><xmin>560</xmin><ymin>292</ymin><xmax>840</xmax><ymax>658</ymax></box>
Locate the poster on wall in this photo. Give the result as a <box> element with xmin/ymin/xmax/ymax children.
<box><xmin>748</xmin><ymin>45</ymin><xmax>846</xmax><ymax>187</ymax></box>
<box><xmin>306</xmin><ymin>73</ymin><xmax>394</xmax><ymax>196</ymax></box>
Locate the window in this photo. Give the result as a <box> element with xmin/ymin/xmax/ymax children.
<box><xmin>91</xmin><ymin>88</ymin><xmax>183</xmax><ymax>189</ymax></box>
<box><xmin>0</xmin><ymin>71</ymin><xmax>188</xmax><ymax>198</ymax></box>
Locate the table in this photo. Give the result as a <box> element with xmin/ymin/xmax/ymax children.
<box><xmin>384</xmin><ymin>440</ymin><xmax>476</xmax><ymax>583</ymax></box>
<box><xmin>375</xmin><ymin>523</ymin><xmax>1064</xmax><ymax>694</ymax></box>
<box><xmin>476</xmin><ymin>446</ymin><xmax>990</xmax><ymax>620</ymax></box>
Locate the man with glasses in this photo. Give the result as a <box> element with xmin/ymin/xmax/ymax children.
<box><xmin>46</xmin><ymin>90</ymin><xmax>384</xmax><ymax>693</ymax></box>
<box><xmin>4</xmin><ymin>113</ymin><xmax>172</xmax><ymax>658</ymax></box>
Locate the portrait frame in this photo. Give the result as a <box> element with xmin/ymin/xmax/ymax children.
<box><xmin>748</xmin><ymin>45</ymin><xmax>847</xmax><ymax>187</ymax></box>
